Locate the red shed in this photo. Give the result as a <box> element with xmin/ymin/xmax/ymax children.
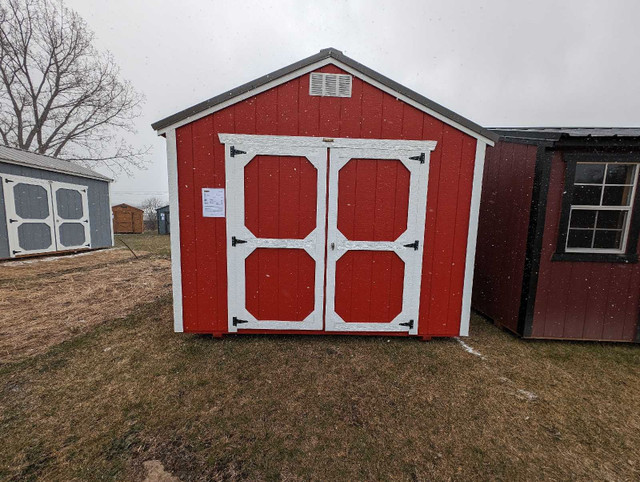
<box><xmin>152</xmin><ymin>48</ymin><xmax>498</xmax><ymax>339</ymax></box>
<box><xmin>474</xmin><ymin>128</ymin><xmax>640</xmax><ymax>342</ymax></box>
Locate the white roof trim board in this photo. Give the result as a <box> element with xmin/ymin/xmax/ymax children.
<box><xmin>0</xmin><ymin>144</ymin><xmax>112</xmax><ymax>182</ymax></box>
<box><xmin>152</xmin><ymin>48</ymin><xmax>498</xmax><ymax>145</ymax></box>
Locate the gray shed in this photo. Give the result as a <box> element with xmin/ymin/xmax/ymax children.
<box><xmin>156</xmin><ymin>205</ymin><xmax>170</xmax><ymax>235</ymax></box>
<box><xmin>0</xmin><ymin>145</ymin><xmax>113</xmax><ymax>259</ymax></box>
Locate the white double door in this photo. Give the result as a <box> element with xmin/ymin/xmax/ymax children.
<box><xmin>221</xmin><ymin>134</ymin><xmax>435</xmax><ymax>334</ymax></box>
<box><xmin>3</xmin><ymin>174</ymin><xmax>91</xmax><ymax>257</ymax></box>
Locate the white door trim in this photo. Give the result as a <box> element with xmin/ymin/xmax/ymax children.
<box><xmin>219</xmin><ymin>133</ymin><xmax>437</xmax><ymax>152</ymax></box>
<box><xmin>459</xmin><ymin>141</ymin><xmax>487</xmax><ymax>336</ymax></box>
<box><xmin>50</xmin><ymin>180</ymin><xmax>92</xmax><ymax>251</ymax></box>
<box><xmin>324</xmin><ymin>147</ymin><xmax>431</xmax><ymax>335</ymax></box>
<box><xmin>2</xmin><ymin>174</ymin><xmax>57</xmax><ymax>257</ymax></box>
<box><xmin>165</xmin><ymin>129</ymin><xmax>184</xmax><ymax>332</ymax></box>
<box><xmin>223</xmin><ymin>136</ymin><xmax>327</xmax><ymax>332</ymax></box>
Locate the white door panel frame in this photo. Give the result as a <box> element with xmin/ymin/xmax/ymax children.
<box><xmin>324</xmin><ymin>147</ymin><xmax>432</xmax><ymax>334</ymax></box>
<box><xmin>224</xmin><ymin>138</ymin><xmax>327</xmax><ymax>332</ymax></box>
<box><xmin>2</xmin><ymin>174</ymin><xmax>57</xmax><ymax>257</ymax></box>
<box><xmin>51</xmin><ymin>180</ymin><xmax>92</xmax><ymax>251</ymax></box>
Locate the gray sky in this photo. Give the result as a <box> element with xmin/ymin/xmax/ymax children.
<box><xmin>64</xmin><ymin>0</ymin><xmax>640</xmax><ymax>207</ymax></box>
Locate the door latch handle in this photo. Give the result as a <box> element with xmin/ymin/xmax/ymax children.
<box><xmin>331</xmin><ymin>242</ymin><xmax>335</xmax><ymax>250</ymax></box>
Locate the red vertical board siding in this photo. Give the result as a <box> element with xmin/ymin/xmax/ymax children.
<box><xmin>418</xmin><ymin>117</ymin><xmax>445</xmax><ymax>336</ymax></box>
<box><xmin>191</xmin><ymin>116</ymin><xmax>218</xmax><ymax>332</ymax></box>
<box><xmin>446</xmin><ymin>136</ymin><xmax>476</xmax><ymax>330</ymax></box>
<box><xmin>532</xmin><ymin>151</ymin><xmax>640</xmax><ymax>341</ymax></box>
<box><xmin>176</xmin><ymin>64</ymin><xmax>480</xmax><ymax>336</ymax></box>
<box><xmin>472</xmin><ymin>141</ymin><xmax>537</xmax><ymax>333</ymax></box>
<box><xmin>176</xmin><ymin>125</ymin><xmax>198</xmax><ymax>331</ymax></box>
<box><xmin>424</xmin><ymin>127</ymin><xmax>464</xmax><ymax>335</ymax></box>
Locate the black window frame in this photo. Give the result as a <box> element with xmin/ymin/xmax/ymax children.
<box><xmin>552</xmin><ymin>152</ymin><xmax>640</xmax><ymax>263</ymax></box>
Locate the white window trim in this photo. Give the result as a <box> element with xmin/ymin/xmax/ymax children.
<box><xmin>565</xmin><ymin>162</ymin><xmax>639</xmax><ymax>254</ymax></box>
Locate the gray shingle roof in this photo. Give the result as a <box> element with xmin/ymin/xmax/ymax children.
<box><xmin>0</xmin><ymin>145</ymin><xmax>111</xmax><ymax>181</ymax></box>
<box><xmin>152</xmin><ymin>48</ymin><xmax>499</xmax><ymax>143</ymax></box>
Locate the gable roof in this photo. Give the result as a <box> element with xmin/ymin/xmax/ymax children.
<box><xmin>0</xmin><ymin>144</ymin><xmax>111</xmax><ymax>181</ymax></box>
<box><xmin>113</xmin><ymin>203</ymin><xmax>143</xmax><ymax>212</ymax></box>
<box><xmin>152</xmin><ymin>48</ymin><xmax>498</xmax><ymax>144</ymax></box>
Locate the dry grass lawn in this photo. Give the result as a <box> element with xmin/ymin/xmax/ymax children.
<box><xmin>0</xmin><ymin>248</ymin><xmax>171</xmax><ymax>363</ymax></box>
<box><xmin>1</xmin><ymin>234</ymin><xmax>639</xmax><ymax>480</ymax></box>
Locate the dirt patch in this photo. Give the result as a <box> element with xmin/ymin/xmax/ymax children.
<box><xmin>0</xmin><ymin>249</ymin><xmax>171</xmax><ymax>363</ymax></box>
<box><xmin>143</xmin><ymin>460</ymin><xmax>179</xmax><ymax>482</ymax></box>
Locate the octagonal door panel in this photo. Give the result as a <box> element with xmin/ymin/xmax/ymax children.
<box><xmin>325</xmin><ymin>148</ymin><xmax>431</xmax><ymax>334</ymax></box>
<box><xmin>2</xmin><ymin>174</ymin><xmax>57</xmax><ymax>257</ymax></box>
<box><xmin>223</xmin><ymin>136</ymin><xmax>327</xmax><ymax>331</ymax></box>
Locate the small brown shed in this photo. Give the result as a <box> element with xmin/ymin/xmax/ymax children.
<box><xmin>112</xmin><ymin>203</ymin><xmax>144</xmax><ymax>234</ymax></box>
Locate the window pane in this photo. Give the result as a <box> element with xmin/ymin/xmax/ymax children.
<box><xmin>596</xmin><ymin>210</ymin><xmax>626</xmax><ymax>229</ymax></box>
<box><xmin>593</xmin><ymin>230</ymin><xmax>622</xmax><ymax>250</ymax></box>
<box><xmin>572</xmin><ymin>185</ymin><xmax>602</xmax><ymax>205</ymax></box>
<box><xmin>570</xmin><ymin>209</ymin><xmax>596</xmax><ymax>228</ymax></box>
<box><xmin>602</xmin><ymin>186</ymin><xmax>632</xmax><ymax>206</ymax></box>
<box><xmin>567</xmin><ymin>229</ymin><xmax>593</xmax><ymax>248</ymax></box>
<box><xmin>575</xmin><ymin>163</ymin><xmax>605</xmax><ymax>183</ymax></box>
<box><xmin>605</xmin><ymin>164</ymin><xmax>635</xmax><ymax>184</ymax></box>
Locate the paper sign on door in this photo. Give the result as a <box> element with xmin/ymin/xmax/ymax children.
<box><xmin>202</xmin><ymin>188</ymin><xmax>225</xmax><ymax>217</ymax></box>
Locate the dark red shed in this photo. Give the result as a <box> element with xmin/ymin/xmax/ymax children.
<box><xmin>152</xmin><ymin>48</ymin><xmax>498</xmax><ymax>339</ymax></box>
<box><xmin>474</xmin><ymin>128</ymin><xmax>640</xmax><ymax>342</ymax></box>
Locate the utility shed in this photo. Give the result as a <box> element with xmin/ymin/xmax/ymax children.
<box><xmin>474</xmin><ymin>128</ymin><xmax>640</xmax><ymax>342</ymax></box>
<box><xmin>0</xmin><ymin>145</ymin><xmax>112</xmax><ymax>260</ymax></box>
<box><xmin>157</xmin><ymin>205</ymin><xmax>170</xmax><ymax>235</ymax></box>
<box><xmin>112</xmin><ymin>203</ymin><xmax>144</xmax><ymax>234</ymax></box>
<box><xmin>152</xmin><ymin>48</ymin><xmax>498</xmax><ymax>339</ymax></box>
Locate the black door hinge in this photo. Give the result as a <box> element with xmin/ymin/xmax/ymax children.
<box><xmin>4</xmin><ymin>178</ymin><xmax>13</xmax><ymax>183</ymax></box>
<box><xmin>232</xmin><ymin>236</ymin><xmax>247</xmax><ymax>247</ymax></box>
<box><xmin>12</xmin><ymin>250</ymin><xmax>21</xmax><ymax>255</ymax></box>
<box><xmin>409</xmin><ymin>153</ymin><xmax>425</xmax><ymax>164</ymax></box>
<box><xmin>230</xmin><ymin>146</ymin><xmax>246</xmax><ymax>157</ymax></box>
<box><xmin>84</xmin><ymin>243</ymin><xmax>90</xmax><ymax>247</ymax></box>
<box><xmin>9</xmin><ymin>218</ymin><xmax>18</xmax><ymax>223</ymax></box>
<box><xmin>233</xmin><ymin>316</ymin><xmax>249</xmax><ymax>326</ymax></box>
<box><xmin>399</xmin><ymin>319</ymin><xmax>414</xmax><ymax>329</ymax></box>
<box><xmin>403</xmin><ymin>240</ymin><xmax>419</xmax><ymax>250</ymax></box>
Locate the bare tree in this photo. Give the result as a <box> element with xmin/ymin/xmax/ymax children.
<box><xmin>0</xmin><ymin>0</ymin><xmax>149</xmax><ymax>174</ymax></box>
<box><xmin>141</xmin><ymin>196</ymin><xmax>163</xmax><ymax>231</ymax></box>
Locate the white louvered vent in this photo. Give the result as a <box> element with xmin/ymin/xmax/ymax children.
<box><xmin>309</xmin><ymin>72</ymin><xmax>352</xmax><ymax>98</ymax></box>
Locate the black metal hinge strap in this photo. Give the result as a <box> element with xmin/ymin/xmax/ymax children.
<box><xmin>4</xmin><ymin>178</ymin><xmax>13</xmax><ymax>183</ymax></box>
<box><xmin>409</xmin><ymin>153</ymin><xmax>425</xmax><ymax>164</ymax></box>
<box><xmin>9</xmin><ymin>218</ymin><xmax>18</xmax><ymax>223</ymax></box>
<box><xmin>230</xmin><ymin>146</ymin><xmax>246</xmax><ymax>157</ymax></box>
<box><xmin>232</xmin><ymin>236</ymin><xmax>247</xmax><ymax>247</ymax></box>
<box><xmin>12</xmin><ymin>250</ymin><xmax>21</xmax><ymax>255</ymax></box>
<box><xmin>233</xmin><ymin>316</ymin><xmax>249</xmax><ymax>326</ymax></box>
<box><xmin>403</xmin><ymin>240</ymin><xmax>419</xmax><ymax>250</ymax></box>
<box><xmin>400</xmin><ymin>319</ymin><xmax>414</xmax><ymax>329</ymax></box>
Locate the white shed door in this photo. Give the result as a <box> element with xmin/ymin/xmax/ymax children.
<box><xmin>224</xmin><ymin>137</ymin><xmax>327</xmax><ymax>332</ymax></box>
<box><xmin>51</xmin><ymin>181</ymin><xmax>91</xmax><ymax>251</ymax></box>
<box><xmin>324</xmin><ymin>147</ymin><xmax>430</xmax><ymax>334</ymax></box>
<box><xmin>2</xmin><ymin>175</ymin><xmax>57</xmax><ymax>257</ymax></box>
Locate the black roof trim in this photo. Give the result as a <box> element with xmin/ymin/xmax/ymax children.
<box><xmin>151</xmin><ymin>48</ymin><xmax>498</xmax><ymax>143</ymax></box>
<box><xmin>491</xmin><ymin>127</ymin><xmax>640</xmax><ymax>144</ymax></box>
